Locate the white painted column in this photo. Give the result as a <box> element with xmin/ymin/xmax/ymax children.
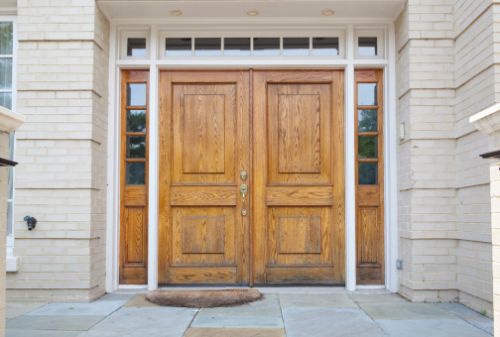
<box><xmin>148</xmin><ymin>26</ymin><xmax>159</xmax><ymax>291</ymax></box>
<box><xmin>385</xmin><ymin>23</ymin><xmax>399</xmax><ymax>293</ymax></box>
<box><xmin>345</xmin><ymin>24</ymin><xmax>356</xmax><ymax>292</ymax></box>
<box><xmin>105</xmin><ymin>22</ymin><xmax>119</xmax><ymax>293</ymax></box>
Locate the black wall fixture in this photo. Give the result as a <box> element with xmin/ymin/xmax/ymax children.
<box><xmin>24</xmin><ymin>216</ymin><xmax>37</xmax><ymax>231</ymax></box>
<box><xmin>0</xmin><ymin>157</ymin><xmax>17</xmax><ymax>167</ymax></box>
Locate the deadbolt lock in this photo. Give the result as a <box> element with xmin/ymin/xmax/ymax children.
<box><xmin>240</xmin><ymin>170</ymin><xmax>248</xmax><ymax>180</ymax></box>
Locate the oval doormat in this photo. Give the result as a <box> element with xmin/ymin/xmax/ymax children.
<box><xmin>145</xmin><ymin>288</ymin><xmax>263</xmax><ymax>308</ymax></box>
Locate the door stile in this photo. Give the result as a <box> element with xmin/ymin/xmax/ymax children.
<box><xmin>158</xmin><ymin>71</ymin><xmax>173</xmax><ymax>282</ymax></box>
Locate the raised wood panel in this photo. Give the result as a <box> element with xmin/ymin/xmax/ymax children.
<box><xmin>267</xmin><ymin>83</ymin><xmax>332</xmax><ymax>185</ymax></box>
<box><xmin>119</xmin><ymin>70</ymin><xmax>148</xmax><ymax>285</ymax></box>
<box><xmin>265</xmin><ymin>267</ymin><xmax>336</xmax><ymax>285</ymax></box>
<box><xmin>172</xmin><ymin>207</ymin><xmax>234</xmax><ymax>265</ymax></box>
<box><xmin>278</xmin><ymin>216</ymin><xmax>321</xmax><ymax>254</ymax></box>
<box><xmin>266</xmin><ymin>186</ymin><xmax>333</xmax><ymax>206</ymax></box>
<box><xmin>268</xmin><ymin>207</ymin><xmax>331</xmax><ymax>266</ymax></box>
<box><xmin>124</xmin><ymin>206</ymin><xmax>147</xmax><ymax>265</ymax></box>
<box><xmin>159</xmin><ymin>71</ymin><xmax>250</xmax><ymax>285</ymax></box>
<box><xmin>171</xmin><ymin>186</ymin><xmax>237</xmax><ymax>206</ymax></box>
<box><xmin>355</xmin><ymin>69</ymin><xmax>384</xmax><ymax>285</ymax></box>
<box><xmin>357</xmin><ymin>207</ymin><xmax>381</xmax><ymax>265</ymax></box>
<box><xmin>172</xmin><ymin>84</ymin><xmax>236</xmax><ymax>184</ymax></box>
<box><xmin>167</xmin><ymin>267</ymin><xmax>237</xmax><ymax>284</ymax></box>
<box><xmin>277</xmin><ymin>93</ymin><xmax>321</xmax><ymax>173</ymax></box>
<box><xmin>181</xmin><ymin>215</ymin><xmax>225</xmax><ymax>254</ymax></box>
<box><xmin>182</xmin><ymin>94</ymin><xmax>225</xmax><ymax>174</ymax></box>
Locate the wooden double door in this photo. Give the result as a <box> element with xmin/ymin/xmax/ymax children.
<box><xmin>158</xmin><ymin>70</ymin><xmax>345</xmax><ymax>285</ymax></box>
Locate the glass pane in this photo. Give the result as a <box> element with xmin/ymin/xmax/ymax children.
<box><xmin>127</xmin><ymin>110</ymin><xmax>146</xmax><ymax>132</ymax></box>
<box><xmin>126</xmin><ymin>136</ymin><xmax>146</xmax><ymax>158</ymax></box>
<box><xmin>359</xmin><ymin>163</ymin><xmax>378</xmax><ymax>185</ymax></box>
<box><xmin>358</xmin><ymin>83</ymin><xmax>377</xmax><ymax>106</ymax></box>
<box><xmin>126</xmin><ymin>162</ymin><xmax>145</xmax><ymax>185</ymax></box>
<box><xmin>165</xmin><ymin>38</ymin><xmax>192</xmax><ymax>56</ymax></box>
<box><xmin>0</xmin><ymin>57</ymin><xmax>12</xmax><ymax>90</ymax></box>
<box><xmin>0</xmin><ymin>92</ymin><xmax>11</xmax><ymax>109</ymax></box>
<box><xmin>224</xmin><ymin>37</ymin><xmax>251</xmax><ymax>56</ymax></box>
<box><xmin>253</xmin><ymin>37</ymin><xmax>280</xmax><ymax>56</ymax></box>
<box><xmin>358</xmin><ymin>37</ymin><xmax>377</xmax><ymax>57</ymax></box>
<box><xmin>358</xmin><ymin>136</ymin><xmax>378</xmax><ymax>159</ymax></box>
<box><xmin>0</xmin><ymin>22</ymin><xmax>13</xmax><ymax>55</ymax></box>
<box><xmin>127</xmin><ymin>38</ymin><xmax>146</xmax><ymax>57</ymax></box>
<box><xmin>312</xmin><ymin>37</ymin><xmax>339</xmax><ymax>56</ymax></box>
<box><xmin>358</xmin><ymin>109</ymin><xmax>378</xmax><ymax>132</ymax></box>
<box><xmin>283</xmin><ymin>37</ymin><xmax>309</xmax><ymax>56</ymax></box>
<box><xmin>194</xmin><ymin>38</ymin><xmax>221</xmax><ymax>56</ymax></box>
<box><xmin>127</xmin><ymin>83</ymin><xmax>147</xmax><ymax>106</ymax></box>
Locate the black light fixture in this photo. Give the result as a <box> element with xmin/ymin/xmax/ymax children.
<box><xmin>0</xmin><ymin>157</ymin><xmax>17</xmax><ymax>167</ymax></box>
<box><xmin>24</xmin><ymin>216</ymin><xmax>37</xmax><ymax>231</ymax></box>
<box><xmin>480</xmin><ymin>150</ymin><xmax>500</xmax><ymax>159</ymax></box>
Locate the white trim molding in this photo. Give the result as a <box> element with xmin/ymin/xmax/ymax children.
<box><xmin>0</xmin><ymin>106</ymin><xmax>24</xmax><ymax>133</ymax></box>
<box><xmin>470</xmin><ymin>103</ymin><xmax>500</xmax><ymax>136</ymax></box>
<box><xmin>106</xmin><ymin>19</ymin><xmax>398</xmax><ymax>293</ymax></box>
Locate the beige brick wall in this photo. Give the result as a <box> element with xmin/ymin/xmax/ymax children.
<box><xmin>396</xmin><ymin>0</ymin><xmax>495</xmax><ymax>314</ymax></box>
<box><xmin>491</xmin><ymin>158</ymin><xmax>500</xmax><ymax>336</ymax></box>
<box><xmin>7</xmin><ymin>0</ymin><xmax>109</xmax><ymax>301</ymax></box>
<box><xmin>396</xmin><ymin>0</ymin><xmax>460</xmax><ymax>303</ymax></box>
<box><xmin>0</xmin><ymin>132</ymin><xmax>8</xmax><ymax>337</ymax></box>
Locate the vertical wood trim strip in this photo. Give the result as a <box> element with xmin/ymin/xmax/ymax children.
<box><xmin>354</xmin><ymin>69</ymin><xmax>385</xmax><ymax>285</ymax></box>
<box><xmin>119</xmin><ymin>70</ymin><xmax>149</xmax><ymax>284</ymax></box>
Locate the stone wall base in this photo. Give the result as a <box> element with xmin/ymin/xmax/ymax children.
<box><xmin>6</xmin><ymin>287</ymin><xmax>105</xmax><ymax>303</ymax></box>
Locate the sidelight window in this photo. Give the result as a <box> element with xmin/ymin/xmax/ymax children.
<box><xmin>355</xmin><ymin>73</ymin><xmax>382</xmax><ymax>185</ymax></box>
<box><xmin>124</xmin><ymin>79</ymin><xmax>148</xmax><ymax>185</ymax></box>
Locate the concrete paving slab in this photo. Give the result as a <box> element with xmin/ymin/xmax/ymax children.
<box><xmin>377</xmin><ymin>319</ymin><xmax>492</xmax><ymax>337</ymax></box>
<box><xmin>348</xmin><ymin>293</ymin><xmax>407</xmax><ymax>304</ymax></box>
<box><xmin>196</xmin><ymin>294</ymin><xmax>281</xmax><ymax>318</ymax></box>
<box><xmin>27</xmin><ymin>300</ymin><xmax>125</xmax><ymax>316</ymax></box>
<box><xmin>192</xmin><ymin>315</ymin><xmax>284</xmax><ymax>328</ymax></box>
<box><xmin>6</xmin><ymin>330</ymin><xmax>83</xmax><ymax>337</ymax></box>
<box><xmin>283</xmin><ymin>307</ymin><xmax>385</xmax><ymax>337</ymax></box>
<box><xmin>360</xmin><ymin>302</ymin><xmax>456</xmax><ymax>320</ymax></box>
<box><xmin>7</xmin><ymin>315</ymin><xmax>104</xmax><ymax>331</ymax></box>
<box><xmin>436</xmin><ymin>303</ymin><xmax>493</xmax><ymax>335</ymax></box>
<box><xmin>6</xmin><ymin>302</ymin><xmax>47</xmax><ymax>318</ymax></box>
<box><xmin>192</xmin><ymin>294</ymin><xmax>283</xmax><ymax>328</ymax></box>
<box><xmin>123</xmin><ymin>294</ymin><xmax>160</xmax><ymax>307</ymax></box>
<box><xmin>79</xmin><ymin>307</ymin><xmax>197</xmax><ymax>337</ymax></box>
<box><xmin>184</xmin><ymin>328</ymin><xmax>286</xmax><ymax>337</ymax></box>
<box><xmin>97</xmin><ymin>293</ymin><xmax>135</xmax><ymax>302</ymax></box>
<box><xmin>279</xmin><ymin>293</ymin><xmax>356</xmax><ymax>308</ymax></box>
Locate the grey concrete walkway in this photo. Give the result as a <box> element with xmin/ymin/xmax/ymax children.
<box><xmin>6</xmin><ymin>288</ymin><xmax>493</xmax><ymax>337</ymax></box>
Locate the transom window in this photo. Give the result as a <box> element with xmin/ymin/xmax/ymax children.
<box><xmin>161</xmin><ymin>36</ymin><xmax>340</xmax><ymax>57</ymax></box>
<box><xmin>124</xmin><ymin>34</ymin><xmax>343</xmax><ymax>58</ymax></box>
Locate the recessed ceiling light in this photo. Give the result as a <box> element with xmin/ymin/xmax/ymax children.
<box><xmin>321</xmin><ymin>9</ymin><xmax>335</xmax><ymax>16</ymax></box>
<box><xmin>247</xmin><ymin>10</ymin><xmax>259</xmax><ymax>16</ymax></box>
<box><xmin>170</xmin><ymin>10</ymin><xmax>183</xmax><ymax>16</ymax></box>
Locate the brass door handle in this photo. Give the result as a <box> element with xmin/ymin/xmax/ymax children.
<box><xmin>240</xmin><ymin>183</ymin><xmax>248</xmax><ymax>216</ymax></box>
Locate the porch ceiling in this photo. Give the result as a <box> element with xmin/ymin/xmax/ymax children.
<box><xmin>97</xmin><ymin>0</ymin><xmax>405</xmax><ymax>21</ymax></box>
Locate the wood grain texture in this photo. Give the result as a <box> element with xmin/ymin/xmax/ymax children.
<box><xmin>253</xmin><ymin>70</ymin><xmax>345</xmax><ymax>285</ymax></box>
<box><xmin>157</xmin><ymin>70</ymin><xmax>345</xmax><ymax>286</ymax></box>
<box><xmin>159</xmin><ymin>71</ymin><xmax>250</xmax><ymax>285</ymax></box>
<box><xmin>119</xmin><ymin>70</ymin><xmax>149</xmax><ymax>285</ymax></box>
<box><xmin>355</xmin><ymin>69</ymin><xmax>385</xmax><ymax>285</ymax></box>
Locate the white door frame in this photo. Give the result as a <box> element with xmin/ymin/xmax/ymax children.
<box><xmin>105</xmin><ymin>20</ymin><xmax>399</xmax><ymax>293</ymax></box>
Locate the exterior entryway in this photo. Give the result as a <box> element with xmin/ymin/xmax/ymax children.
<box><xmin>157</xmin><ymin>70</ymin><xmax>345</xmax><ymax>285</ymax></box>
